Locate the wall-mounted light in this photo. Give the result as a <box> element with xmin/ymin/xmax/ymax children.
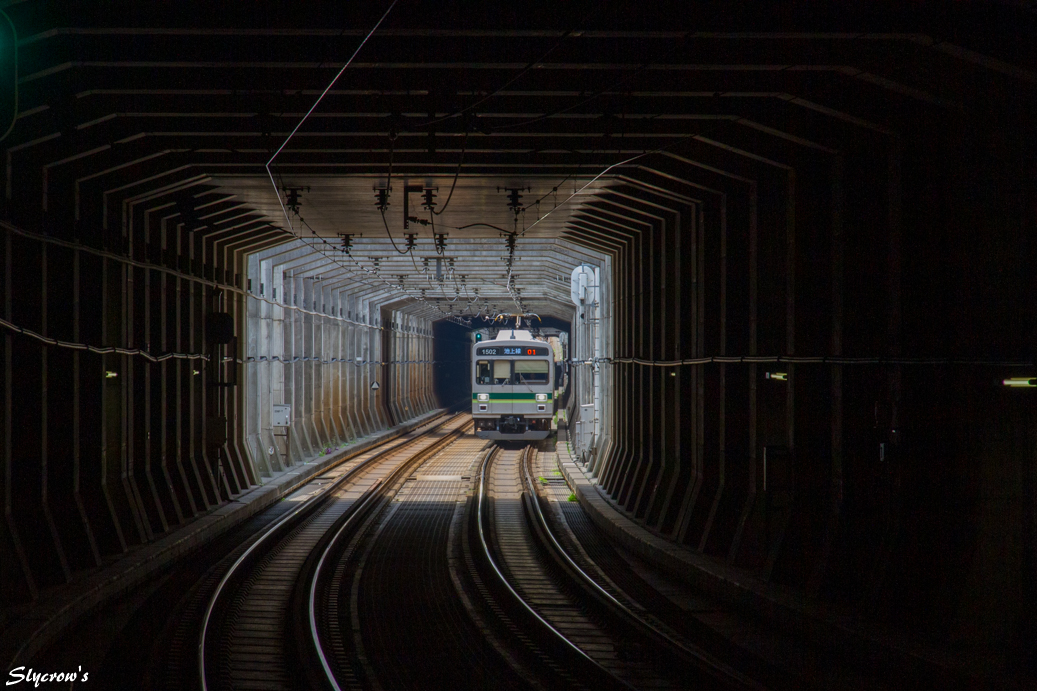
<box><xmin>765</xmin><ymin>372</ymin><xmax>787</xmax><ymax>381</ymax></box>
<box><xmin>105</xmin><ymin>371</ymin><xmax>118</xmax><ymax>379</ymax></box>
<box><xmin>1003</xmin><ymin>377</ymin><xmax>1036</xmax><ymax>388</ymax></box>
<box><xmin>670</xmin><ymin>371</ymin><xmax>676</xmax><ymax>377</ymax></box>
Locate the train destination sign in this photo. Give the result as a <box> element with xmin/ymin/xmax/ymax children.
<box><xmin>477</xmin><ymin>345</ymin><xmax>550</xmax><ymax>357</ymax></box>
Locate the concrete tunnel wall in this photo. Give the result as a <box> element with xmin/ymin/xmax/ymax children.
<box><xmin>0</xmin><ymin>3</ymin><xmax>1034</xmax><ymax>673</ymax></box>
<box><xmin>562</xmin><ymin>120</ymin><xmax>1037</xmax><ymax>661</ymax></box>
<box><xmin>0</xmin><ymin>218</ymin><xmax>454</xmax><ymax>615</ymax></box>
<box><xmin>244</xmin><ymin>241</ymin><xmax>439</xmax><ymax>475</ymax></box>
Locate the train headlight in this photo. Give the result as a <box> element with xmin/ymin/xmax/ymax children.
<box><xmin>536</xmin><ymin>393</ymin><xmax>547</xmax><ymax>402</ymax></box>
<box><xmin>477</xmin><ymin>393</ymin><xmax>489</xmax><ymax>401</ymax></box>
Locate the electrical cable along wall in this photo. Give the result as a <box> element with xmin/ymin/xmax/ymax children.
<box><xmin>0</xmin><ymin>186</ymin><xmax>269</xmax><ymax>605</ymax></box>
<box><xmin>0</xmin><ymin>1</ymin><xmax>1035</xmax><ymax>676</ymax></box>
<box><xmin>561</xmin><ymin>98</ymin><xmax>1037</xmax><ymax>659</ymax></box>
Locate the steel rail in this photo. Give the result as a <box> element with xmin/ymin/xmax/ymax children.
<box><xmin>307</xmin><ymin>420</ymin><xmax>473</xmax><ymax>691</ymax></box>
<box><xmin>476</xmin><ymin>446</ymin><xmax>637</xmax><ymax>691</ymax></box>
<box><xmin>521</xmin><ymin>450</ymin><xmax>766</xmax><ymax>691</ymax></box>
<box><xmin>197</xmin><ymin>412</ymin><xmax>459</xmax><ymax>691</ymax></box>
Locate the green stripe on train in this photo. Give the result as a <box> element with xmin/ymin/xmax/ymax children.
<box><xmin>471</xmin><ymin>392</ymin><xmax>553</xmax><ymax>400</ymax></box>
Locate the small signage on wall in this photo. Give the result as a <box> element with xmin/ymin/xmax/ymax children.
<box><xmin>272</xmin><ymin>404</ymin><xmax>291</xmax><ymax>427</ymax></box>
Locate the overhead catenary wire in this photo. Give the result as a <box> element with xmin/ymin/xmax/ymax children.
<box><xmin>373</xmin><ymin>138</ymin><xmax>697</xmax><ymax>321</ymax></box>
<box><xmin>451</xmin><ymin>222</ymin><xmax>513</xmax><ymax>234</ymax></box>
<box><xmin>431</xmin><ymin>127</ymin><xmax>468</xmax><ymax>216</ymax></box>
<box><xmin>260</xmin><ymin>2</ymin><xmax>689</xmax><ymax>327</ymax></box>
<box><xmin>381</xmin><ymin>209</ymin><xmax>411</xmax><ymax>255</ymax></box>
<box><xmin>246</xmin><ymin>0</ymin><xmax>471</xmax><ymax>325</ymax></box>
<box><xmin>0</xmin><ymin>218</ymin><xmax>408</xmax><ymax>332</ymax></box>
<box><xmin>380</xmin><ymin>129</ymin><xmax>411</xmax><ymax>255</ymax></box>
<box><xmin>299</xmin><ymin>215</ymin><xmax>471</xmax><ymax>326</ymax></box>
<box><xmin>520</xmin><ymin>148</ymin><xmax>663</xmax><ymax>236</ymax></box>
<box><xmin>488</xmin><ymin>26</ymin><xmax>695</xmax><ymax>134</ymax></box>
<box><xmin>414</xmin><ymin>1</ymin><xmax>605</xmax><ymax>129</ymax></box>
<box><xmin>265</xmin><ymin>0</ymin><xmax>398</xmax><ymax>231</ymax></box>
<box><xmin>519</xmin><ymin>129</ymin><xmax>709</xmax><ymax>238</ymax></box>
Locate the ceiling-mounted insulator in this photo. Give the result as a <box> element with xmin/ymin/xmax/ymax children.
<box><xmin>337</xmin><ymin>233</ymin><xmax>360</xmax><ymax>254</ymax></box>
<box><xmin>282</xmin><ymin>185</ymin><xmax>310</xmax><ymax>215</ymax></box>
<box><xmin>498</xmin><ymin>186</ymin><xmax>531</xmax><ymax>216</ymax></box>
<box><xmin>422</xmin><ymin>187</ymin><xmax>437</xmax><ymax>211</ymax></box>
<box><xmin>374</xmin><ymin>187</ymin><xmax>390</xmax><ymax>212</ymax></box>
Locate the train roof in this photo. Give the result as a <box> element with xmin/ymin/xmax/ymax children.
<box><xmin>490</xmin><ymin>329</ymin><xmax>534</xmax><ymax>341</ymax></box>
<box><xmin>472</xmin><ymin>329</ymin><xmax>550</xmax><ymax>350</ymax></box>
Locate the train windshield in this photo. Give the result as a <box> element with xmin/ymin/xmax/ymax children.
<box><xmin>476</xmin><ymin>360</ymin><xmax>511</xmax><ymax>385</ymax></box>
<box><xmin>515</xmin><ymin>360</ymin><xmax>549</xmax><ymax>384</ymax></box>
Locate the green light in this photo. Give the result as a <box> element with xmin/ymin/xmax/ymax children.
<box><xmin>0</xmin><ymin>9</ymin><xmax>17</xmax><ymax>144</ymax></box>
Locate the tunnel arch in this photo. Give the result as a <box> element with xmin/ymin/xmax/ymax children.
<box><xmin>0</xmin><ymin>2</ymin><xmax>1035</xmax><ymax>675</ymax></box>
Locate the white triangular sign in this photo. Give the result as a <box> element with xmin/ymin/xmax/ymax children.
<box><xmin>370</xmin><ymin>381</ymin><xmax>380</xmax><ymax>390</ymax></box>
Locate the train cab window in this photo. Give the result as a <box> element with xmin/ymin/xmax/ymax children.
<box><xmin>515</xmin><ymin>360</ymin><xmax>549</xmax><ymax>384</ymax></box>
<box><xmin>476</xmin><ymin>360</ymin><xmax>492</xmax><ymax>384</ymax></box>
<box><xmin>492</xmin><ymin>360</ymin><xmax>511</xmax><ymax>385</ymax></box>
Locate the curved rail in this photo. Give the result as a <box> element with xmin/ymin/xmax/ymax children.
<box><xmin>198</xmin><ymin>413</ymin><xmax>461</xmax><ymax>691</ymax></box>
<box><xmin>476</xmin><ymin>446</ymin><xmax>637</xmax><ymax>691</ymax></box>
<box><xmin>520</xmin><ymin>449</ymin><xmax>765</xmax><ymax>691</ymax></box>
<box><xmin>307</xmin><ymin>421</ymin><xmax>473</xmax><ymax>690</ymax></box>
<box><xmin>307</xmin><ymin>477</ymin><xmax>383</xmax><ymax>691</ymax></box>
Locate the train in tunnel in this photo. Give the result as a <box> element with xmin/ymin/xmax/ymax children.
<box><xmin>472</xmin><ymin>328</ymin><xmax>556</xmax><ymax>440</ymax></box>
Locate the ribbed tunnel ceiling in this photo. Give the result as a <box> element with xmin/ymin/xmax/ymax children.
<box><xmin>4</xmin><ymin>1</ymin><xmax>1035</xmax><ymax>325</ymax></box>
<box><xmin>207</xmin><ymin>174</ymin><xmax>610</xmax><ymax>321</ymax></box>
<box><xmin>5</xmin><ymin>2</ymin><xmax>1037</xmax><ymax>677</ymax></box>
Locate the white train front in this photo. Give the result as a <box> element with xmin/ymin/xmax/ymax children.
<box><xmin>472</xmin><ymin>329</ymin><xmax>555</xmax><ymax>440</ymax></box>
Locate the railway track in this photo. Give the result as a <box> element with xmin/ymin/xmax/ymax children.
<box><xmin>529</xmin><ymin>451</ymin><xmax>802</xmax><ymax>691</ymax></box>
<box><xmin>471</xmin><ymin>444</ymin><xmax>766</xmax><ymax>691</ymax></box>
<box><xmin>308</xmin><ymin>432</ymin><xmax>527</xmax><ymax>691</ymax></box>
<box><xmin>197</xmin><ymin>412</ymin><xmax>470</xmax><ymax>691</ymax></box>
<box><xmin>44</xmin><ymin>428</ymin><xmax>897</xmax><ymax>690</ymax></box>
<box><xmin>127</xmin><ymin>423</ymin><xmax>774</xmax><ymax>691</ymax></box>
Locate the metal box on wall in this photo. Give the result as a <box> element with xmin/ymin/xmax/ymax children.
<box><xmin>271</xmin><ymin>404</ymin><xmax>291</xmax><ymax>428</ymax></box>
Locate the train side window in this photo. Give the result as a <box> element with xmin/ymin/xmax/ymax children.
<box><xmin>492</xmin><ymin>360</ymin><xmax>511</xmax><ymax>385</ymax></box>
<box><xmin>515</xmin><ymin>360</ymin><xmax>549</xmax><ymax>383</ymax></box>
<box><xmin>476</xmin><ymin>360</ymin><xmax>492</xmax><ymax>385</ymax></box>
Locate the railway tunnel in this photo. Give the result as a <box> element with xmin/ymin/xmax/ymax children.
<box><xmin>0</xmin><ymin>1</ymin><xmax>1035</xmax><ymax>688</ymax></box>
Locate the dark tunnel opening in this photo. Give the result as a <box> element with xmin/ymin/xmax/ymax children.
<box><xmin>432</xmin><ymin>320</ymin><xmax>472</xmax><ymax>409</ymax></box>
